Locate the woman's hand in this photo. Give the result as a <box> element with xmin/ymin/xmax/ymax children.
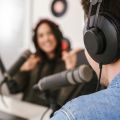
<box><xmin>20</xmin><ymin>54</ymin><xmax>40</xmax><ymax>72</ymax></box>
<box><xmin>62</xmin><ymin>48</ymin><xmax>81</xmax><ymax>70</ymax></box>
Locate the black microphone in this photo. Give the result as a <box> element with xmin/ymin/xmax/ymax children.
<box><xmin>4</xmin><ymin>50</ymin><xmax>32</xmax><ymax>80</ymax></box>
<box><xmin>33</xmin><ymin>64</ymin><xmax>93</xmax><ymax>91</ymax></box>
<box><xmin>0</xmin><ymin>56</ymin><xmax>6</xmax><ymax>75</ymax></box>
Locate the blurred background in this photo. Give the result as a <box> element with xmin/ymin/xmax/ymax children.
<box><xmin>0</xmin><ymin>1</ymin><xmax>98</xmax><ymax>120</ymax></box>
<box><xmin>0</xmin><ymin>0</ymin><xmax>84</xmax><ymax>69</ymax></box>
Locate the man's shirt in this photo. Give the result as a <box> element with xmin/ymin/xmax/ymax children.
<box><xmin>50</xmin><ymin>73</ymin><xmax>120</xmax><ymax>120</ymax></box>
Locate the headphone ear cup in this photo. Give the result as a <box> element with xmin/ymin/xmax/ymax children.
<box><xmin>84</xmin><ymin>27</ymin><xmax>106</xmax><ymax>55</ymax></box>
<box><xmin>84</xmin><ymin>14</ymin><xmax>120</xmax><ymax>65</ymax></box>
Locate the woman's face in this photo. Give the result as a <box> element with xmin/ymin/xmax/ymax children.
<box><xmin>37</xmin><ymin>23</ymin><xmax>57</xmax><ymax>54</ymax></box>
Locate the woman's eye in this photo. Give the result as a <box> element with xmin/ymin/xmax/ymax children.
<box><xmin>47</xmin><ymin>31</ymin><xmax>52</xmax><ymax>35</ymax></box>
<box><xmin>38</xmin><ymin>34</ymin><xmax>43</xmax><ymax>38</ymax></box>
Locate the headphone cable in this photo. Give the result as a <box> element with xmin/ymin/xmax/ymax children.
<box><xmin>96</xmin><ymin>64</ymin><xmax>102</xmax><ymax>91</ymax></box>
<box><xmin>40</xmin><ymin>107</ymin><xmax>50</xmax><ymax>120</ymax></box>
<box><xmin>0</xmin><ymin>80</ymin><xmax>8</xmax><ymax>107</ymax></box>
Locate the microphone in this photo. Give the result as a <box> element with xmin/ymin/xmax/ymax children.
<box><xmin>4</xmin><ymin>50</ymin><xmax>32</xmax><ymax>80</ymax></box>
<box><xmin>33</xmin><ymin>64</ymin><xmax>93</xmax><ymax>91</ymax></box>
<box><xmin>0</xmin><ymin>56</ymin><xmax>6</xmax><ymax>75</ymax></box>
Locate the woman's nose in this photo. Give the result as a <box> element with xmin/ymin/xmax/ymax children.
<box><xmin>43</xmin><ymin>35</ymin><xmax>49</xmax><ymax>42</ymax></box>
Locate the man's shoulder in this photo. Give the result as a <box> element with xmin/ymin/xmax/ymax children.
<box><xmin>63</xmin><ymin>89</ymin><xmax>108</xmax><ymax>109</ymax></box>
<box><xmin>60</xmin><ymin>88</ymin><xmax>120</xmax><ymax>120</ymax></box>
<box><xmin>51</xmin><ymin>74</ymin><xmax>120</xmax><ymax>120</ymax></box>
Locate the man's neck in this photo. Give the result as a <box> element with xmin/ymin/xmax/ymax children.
<box><xmin>107</xmin><ymin>60</ymin><xmax>120</xmax><ymax>84</ymax></box>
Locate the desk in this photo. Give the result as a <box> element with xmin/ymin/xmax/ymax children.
<box><xmin>0</xmin><ymin>96</ymin><xmax>52</xmax><ymax>120</ymax></box>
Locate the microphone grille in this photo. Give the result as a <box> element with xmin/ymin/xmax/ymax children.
<box><xmin>22</xmin><ymin>50</ymin><xmax>32</xmax><ymax>58</ymax></box>
<box><xmin>79</xmin><ymin>65</ymin><xmax>93</xmax><ymax>82</ymax></box>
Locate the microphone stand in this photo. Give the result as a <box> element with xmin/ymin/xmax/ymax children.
<box><xmin>0</xmin><ymin>56</ymin><xmax>6</xmax><ymax>75</ymax></box>
<box><xmin>35</xmin><ymin>89</ymin><xmax>60</xmax><ymax>119</ymax></box>
<box><xmin>46</xmin><ymin>91</ymin><xmax>60</xmax><ymax>117</ymax></box>
<box><xmin>0</xmin><ymin>56</ymin><xmax>8</xmax><ymax>107</ymax></box>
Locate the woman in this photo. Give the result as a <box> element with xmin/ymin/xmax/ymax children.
<box><xmin>7</xmin><ymin>19</ymin><xmax>97</xmax><ymax>110</ymax></box>
<box><xmin>7</xmin><ymin>19</ymin><xmax>66</xmax><ymax>107</ymax></box>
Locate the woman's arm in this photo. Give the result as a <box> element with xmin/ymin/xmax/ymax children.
<box><xmin>6</xmin><ymin>54</ymin><xmax>40</xmax><ymax>94</ymax></box>
<box><xmin>62</xmin><ymin>48</ymin><xmax>85</xmax><ymax>70</ymax></box>
<box><xmin>6</xmin><ymin>71</ymin><xmax>31</xmax><ymax>94</ymax></box>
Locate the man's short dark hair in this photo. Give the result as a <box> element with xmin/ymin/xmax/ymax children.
<box><xmin>81</xmin><ymin>0</ymin><xmax>89</xmax><ymax>15</ymax></box>
<box><xmin>81</xmin><ymin>0</ymin><xmax>120</xmax><ymax>21</ymax></box>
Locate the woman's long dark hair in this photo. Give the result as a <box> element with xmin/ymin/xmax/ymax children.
<box><xmin>33</xmin><ymin>19</ymin><xmax>63</xmax><ymax>61</ymax></box>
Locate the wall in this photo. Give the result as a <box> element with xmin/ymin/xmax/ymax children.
<box><xmin>28</xmin><ymin>0</ymin><xmax>85</xmax><ymax>50</ymax></box>
<box><xmin>0</xmin><ymin>0</ymin><xmax>26</xmax><ymax>69</ymax></box>
<box><xmin>0</xmin><ymin>0</ymin><xmax>85</xmax><ymax>69</ymax></box>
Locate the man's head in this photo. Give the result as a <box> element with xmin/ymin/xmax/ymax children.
<box><xmin>81</xmin><ymin>0</ymin><xmax>120</xmax><ymax>20</ymax></box>
<box><xmin>81</xmin><ymin>0</ymin><xmax>120</xmax><ymax>86</ymax></box>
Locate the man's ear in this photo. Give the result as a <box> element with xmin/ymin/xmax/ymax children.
<box><xmin>84</xmin><ymin>13</ymin><xmax>87</xmax><ymax>20</ymax></box>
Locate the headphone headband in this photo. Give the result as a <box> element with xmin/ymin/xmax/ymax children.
<box><xmin>84</xmin><ymin>0</ymin><xmax>120</xmax><ymax>65</ymax></box>
<box><xmin>87</xmin><ymin>0</ymin><xmax>103</xmax><ymax>29</ymax></box>
<box><xmin>90</xmin><ymin>0</ymin><xmax>102</xmax><ymax>5</ymax></box>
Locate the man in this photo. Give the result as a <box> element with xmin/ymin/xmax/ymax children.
<box><xmin>50</xmin><ymin>0</ymin><xmax>120</xmax><ymax>119</ymax></box>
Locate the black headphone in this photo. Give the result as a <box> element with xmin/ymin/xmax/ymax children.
<box><xmin>84</xmin><ymin>0</ymin><xmax>120</xmax><ymax>65</ymax></box>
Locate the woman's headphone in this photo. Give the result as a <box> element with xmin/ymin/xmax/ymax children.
<box><xmin>84</xmin><ymin>0</ymin><xmax>120</xmax><ymax>65</ymax></box>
